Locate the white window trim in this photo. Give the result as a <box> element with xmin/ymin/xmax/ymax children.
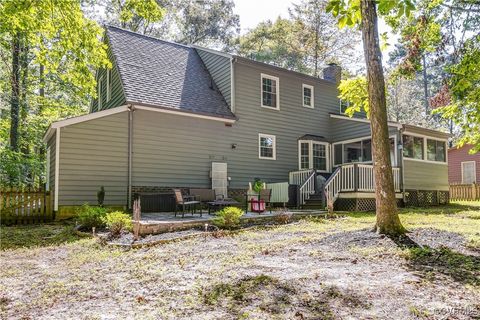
<box><xmin>402</xmin><ymin>132</ymin><xmax>448</xmax><ymax>164</ymax></box>
<box><xmin>332</xmin><ymin>135</ymin><xmax>397</xmax><ymax>167</ymax></box>
<box><xmin>98</xmin><ymin>75</ymin><xmax>103</xmax><ymax>110</ymax></box>
<box><xmin>302</xmin><ymin>84</ymin><xmax>314</xmax><ymax>108</ymax></box>
<box><xmin>258</xmin><ymin>133</ymin><xmax>276</xmax><ymax>160</ymax></box>
<box><xmin>106</xmin><ymin>69</ymin><xmax>111</xmax><ymax>102</ymax></box>
<box><xmin>461</xmin><ymin>161</ymin><xmax>476</xmax><ymax>184</ymax></box>
<box><xmin>260</xmin><ymin>73</ymin><xmax>280</xmax><ymax>110</ymax></box>
<box><xmin>298</xmin><ymin>140</ymin><xmax>330</xmax><ymax>172</ymax></box>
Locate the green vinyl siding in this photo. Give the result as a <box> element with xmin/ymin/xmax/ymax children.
<box><xmin>196</xmin><ymin>49</ymin><xmax>231</xmax><ymax>108</ymax></box>
<box><xmin>403</xmin><ymin>159</ymin><xmax>449</xmax><ymax>191</ymax></box>
<box><xmin>58</xmin><ymin>112</ymin><xmax>129</xmax><ymax>206</ymax></box>
<box><xmin>90</xmin><ymin>46</ymin><xmax>126</xmax><ymax>113</ymax></box>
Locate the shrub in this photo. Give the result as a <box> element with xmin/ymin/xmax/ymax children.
<box><xmin>102</xmin><ymin>211</ymin><xmax>133</xmax><ymax>237</ymax></box>
<box><xmin>213</xmin><ymin>206</ymin><xmax>244</xmax><ymax>229</ymax></box>
<box><xmin>252</xmin><ymin>178</ymin><xmax>264</xmax><ymax>193</ymax></box>
<box><xmin>76</xmin><ymin>204</ymin><xmax>107</xmax><ymax>231</ymax></box>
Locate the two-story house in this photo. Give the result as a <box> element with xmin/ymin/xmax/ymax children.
<box><xmin>43</xmin><ymin>26</ymin><xmax>450</xmax><ymax>215</ymax></box>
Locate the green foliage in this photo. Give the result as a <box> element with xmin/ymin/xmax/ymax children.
<box><xmin>76</xmin><ymin>204</ymin><xmax>107</xmax><ymax>231</ymax></box>
<box><xmin>338</xmin><ymin>76</ymin><xmax>369</xmax><ymax>117</ymax></box>
<box><xmin>0</xmin><ymin>0</ymin><xmax>111</xmax><ymax>187</ymax></box>
<box><xmin>434</xmin><ymin>36</ymin><xmax>480</xmax><ymax>152</ymax></box>
<box><xmin>213</xmin><ymin>206</ymin><xmax>244</xmax><ymax>229</ymax></box>
<box><xmin>327</xmin><ymin>0</ymin><xmax>415</xmax><ymax>28</ymax></box>
<box><xmin>104</xmin><ymin>0</ymin><xmax>164</xmax><ymax>34</ymax></box>
<box><xmin>252</xmin><ymin>178</ymin><xmax>264</xmax><ymax>193</ymax></box>
<box><xmin>102</xmin><ymin>211</ymin><xmax>133</xmax><ymax>237</ymax></box>
<box><xmin>237</xmin><ymin>0</ymin><xmax>358</xmax><ymax>76</ymax></box>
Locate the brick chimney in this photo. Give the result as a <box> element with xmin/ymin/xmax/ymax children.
<box><xmin>322</xmin><ymin>63</ymin><xmax>342</xmax><ymax>85</ymax></box>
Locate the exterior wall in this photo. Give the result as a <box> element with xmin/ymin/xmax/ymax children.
<box><xmin>132</xmin><ymin>110</ymin><xmax>234</xmax><ymax>187</ymax></box>
<box><xmin>448</xmin><ymin>145</ymin><xmax>480</xmax><ymax>184</ymax></box>
<box><xmin>230</xmin><ymin>59</ymin><xmax>339</xmax><ymax>181</ymax></box>
<box><xmin>196</xmin><ymin>48</ymin><xmax>231</xmax><ymax>108</ymax></box>
<box><xmin>58</xmin><ymin>111</ymin><xmax>129</xmax><ymax>206</ymax></box>
<box><xmin>330</xmin><ymin>118</ymin><xmax>371</xmax><ymax>142</ymax></box>
<box><xmin>403</xmin><ymin>159</ymin><xmax>449</xmax><ymax>191</ymax></box>
<box><xmin>91</xmin><ymin>45</ymin><xmax>126</xmax><ymax>113</ymax></box>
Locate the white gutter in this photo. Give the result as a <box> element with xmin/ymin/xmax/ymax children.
<box><xmin>133</xmin><ymin>105</ymin><xmax>236</xmax><ymax>124</ymax></box>
<box><xmin>330</xmin><ymin>114</ymin><xmax>403</xmax><ymax>129</ymax></box>
<box><xmin>230</xmin><ymin>57</ymin><xmax>236</xmax><ymax>113</ymax></box>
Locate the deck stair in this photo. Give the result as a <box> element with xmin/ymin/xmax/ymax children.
<box><xmin>302</xmin><ymin>193</ymin><xmax>324</xmax><ymax>209</ymax></box>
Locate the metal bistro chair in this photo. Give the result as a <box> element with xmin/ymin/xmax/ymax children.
<box><xmin>173</xmin><ymin>189</ymin><xmax>201</xmax><ymax>218</ymax></box>
<box><xmin>259</xmin><ymin>189</ymin><xmax>272</xmax><ymax>213</ymax></box>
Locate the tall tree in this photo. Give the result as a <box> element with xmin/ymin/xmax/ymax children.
<box><xmin>236</xmin><ymin>18</ymin><xmax>310</xmax><ymax>73</ymax></box>
<box><xmin>290</xmin><ymin>0</ymin><xmax>360</xmax><ymax>76</ymax></box>
<box><xmin>173</xmin><ymin>0</ymin><xmax>240</xmax><ymax>48</ymax></box>
<box><xmin>328</xmin><ymin>0</ymin><xmax>415</xmax><ymax>235</ymax></box>
<box><xmin>0</xmin><ymin>0</ymin><xmax>111</xmax><ymax>186</ymax></box>
<box><xmin>102</xmin><ymin>0</ymin><xmax>165</xmax><ymax>35</ymax></box>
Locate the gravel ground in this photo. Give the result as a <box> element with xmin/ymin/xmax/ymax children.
<box><xmin>1</xmin><ymin>213</ymin><xmax>479</xmax><ymax>319</ymax></box>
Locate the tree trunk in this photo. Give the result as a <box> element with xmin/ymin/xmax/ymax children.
<box><xmin>421</xmin><ymin>54</ymin><xmax>429</xmax><ymax>117</ymax></box>
<box><xmin>10</xmin><ymin>34</ymin><xmax>21</xmax><ymax>152</ymax></box>
<box><xmin>360</xmin><ymin>0</ymin><xmax>405</xmax><ymax>235</ymax></box>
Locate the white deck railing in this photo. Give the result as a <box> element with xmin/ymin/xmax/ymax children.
<box><xmin>299</xmin><ymin>170</ymin><xmax>316</xmax><ymax>206</ymax></box>
<box><xmin>289</xmin><ymin>169</ymin><xmax>313</xmax><ymax>186</ymax></box>
<box><xmin>324</xmin><ymin>167</ymin><xmax>342</xmax><ymax>204</ymax></box>
<box><xmin>289</xmin><ymin>169</ymin><xmax>316</xmax><ymax>206</ymax></box>
<box><xmin>325</xmin><ymin>164</ymin><xmax>401</xmax><ymax>206</ymax></box>
<box><xmin>357</xmin><ymin>164</ymin><xmax>400</xmax><ymax>192</ymax></box>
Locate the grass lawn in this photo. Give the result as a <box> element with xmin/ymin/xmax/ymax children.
<box><xmin>1</xmin><ymin>201</ymin><xmax>479</xmax><ymax>319</ymax></box>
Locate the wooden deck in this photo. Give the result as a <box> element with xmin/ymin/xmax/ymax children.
<box><xmin>137</xmin><ymin>210</ymin><xmax>326</xmax><ymax>236</ymax></box>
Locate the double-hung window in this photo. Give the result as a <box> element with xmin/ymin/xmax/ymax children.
<box><xmin>259</xmin><ymin>134</ymin><xmax>276</xmax><ymax>160</ymax></box>
<box><xmin>427</xmin><ymin>138</ymin><xmax>446</xmax><ymax>162</ymax></box>
<box><xmin>299</xmin><ymin>140</ymin><xmax>328</xmax><ymax>172</ymax></box>
<box><xmin>403</xmin><ymin>135</ymin><xmax>424</xmax><ymax>160</ymax></box>
<box><xmin>462</xmin><ymin>161</ymin><xmax>476</xmax><ymax>184</ymax></box>
<box><xmin>261</xmin><ymin>74</ymin><xmax>279</xmax><ymax>109</ymax></box>
<box><xmin>302</xmin><ymin>84</ymin><xmax>314</xmax><ymax>108</ymax></box>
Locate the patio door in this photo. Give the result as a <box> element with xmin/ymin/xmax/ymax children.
<box><xmin>211</xmin><ymin>162</ymin><xmax>228</xmax><ymax>199</ymax></box>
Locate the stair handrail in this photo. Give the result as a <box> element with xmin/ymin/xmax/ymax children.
<box><xmin>324</xmin><ymin>166</ymin><xmax>342</xmax><ymax>208</ymax></box>
<box><xmin>298</xmin><ymin>169</ymin><xmax>316</xmax><ymax>206</ymax></box>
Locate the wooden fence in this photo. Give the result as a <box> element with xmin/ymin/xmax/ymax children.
<box><xmin>0</xmin><ymin>189</ymin><xmax>53</xmax><ymax>225</ymax></box>
<box><xmin>449</xmin><ymin>183</ymin><xmax>480</xmax><ymax>201</ymax></box>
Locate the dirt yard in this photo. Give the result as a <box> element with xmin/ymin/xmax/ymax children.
<box><xmin>1</xmin><ymin>202</ymin><xmax>479</xmax><ymax>319</ymax></box>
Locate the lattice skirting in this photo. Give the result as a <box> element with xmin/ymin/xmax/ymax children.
<box><xmin>404</xmin><ymin>190</ymin><xmax>449</xmax><ymax>207</ymax></box>
<box><xmin>334</xmin><ymin>198</ymin><xmax>404</xmax><ymax>212</ymax></box>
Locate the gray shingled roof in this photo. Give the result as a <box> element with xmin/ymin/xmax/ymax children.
<box><xmin>106</xmin><ymin>26</ymin><xmax>235</xmax><ymax>120</ymax></box>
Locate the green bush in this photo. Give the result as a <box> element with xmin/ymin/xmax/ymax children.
<box><xmin>213</xmin><ymin>206</ymin><xmax>244</xmax><ymax>229</ymax></box>
<box><xmin>102</xmin><ymin>211</ymin><xmax>133</xmax><ymax>237</ymax></box>
<box><xmin>76</xmin><ymin>204</ymin><xmax>107</xmax><ymax>231</ymax></box>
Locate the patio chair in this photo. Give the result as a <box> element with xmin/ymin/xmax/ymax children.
<box><xmin>173</xmin><ymin>189</ymin><xmax>201</xmax><ymax>218</ymax></box>
<box><xmin>259</xmin><ymin>189</ymin><xmax>272</xmax><ymax>213</ymax></box>
<box><xmin>189</xmin><ymin>188</ymin><xmax>216</xmax><ymax>205</ymax></box>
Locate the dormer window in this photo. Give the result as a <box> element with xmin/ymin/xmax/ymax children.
<box><xmin>302</xmin><ymin>84</ymin><xmax>314</xmax><ymax>108</ymax></box>
<box><xmin>261</xmin><ymin>74</ymin><xmax>279</xmax><ymax>110</ymax></box>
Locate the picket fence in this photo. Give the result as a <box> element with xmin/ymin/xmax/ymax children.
<box><xmin>0</xmin><ymin>189</ymin><xmax>53</xmax><ymax>225</ymax></box>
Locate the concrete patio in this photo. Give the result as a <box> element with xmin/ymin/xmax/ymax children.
<box><xmin>136</xmin><ymin>210</ymin><xmax>327</xmax><ymax>236</ymax></box>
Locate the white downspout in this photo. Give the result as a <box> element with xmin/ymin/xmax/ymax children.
<box><xmin>127</xmin><ymin>105</ymin><xmax>134</xmax><ymax>209</ymax></box>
